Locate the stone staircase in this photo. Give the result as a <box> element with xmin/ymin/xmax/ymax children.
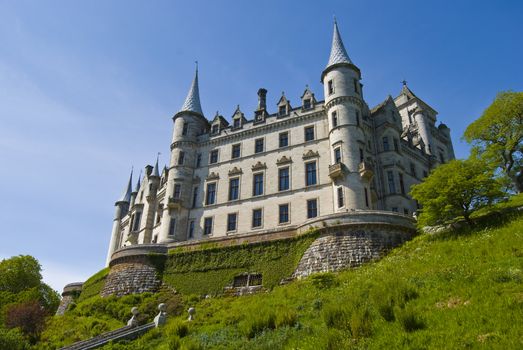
<box><xmin>59</xmin><ymin>322</ymin><xmax>155</xmax><ymax>350</ymax></box>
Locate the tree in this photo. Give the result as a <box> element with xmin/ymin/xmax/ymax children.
<box><xmin>464</xmin><ymin>91</ymin><xmax>523</xmax><ymax>192</ymax></box>
<box><xmin>410</xmin><ymin>158</ymin><xmax>504</xmax><ymax>227</ymax></box>
<box><xmin>0</xmin><ymin>255</ymin><xmax>42</xmax><ymax>294</ymax></box>
<box><xmin>5</xmin><ymin>301</ymin><xmax>47</xmax><ymax>343</ymax></box>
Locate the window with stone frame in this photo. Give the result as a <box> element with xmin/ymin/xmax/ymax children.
<box><xmin>410</xmin><ymin>162</ymin><xmax>416</xmax><ymax>177</ymax></box>
<box><xmin>206</xmin><ymin>182</ymin><xmax>216</xmax><ymax>205</ymax></box>
<box><xmin>279</xmin><ymin>132</ymin><xmax>289</xmax><ymax>148</ymax></box>
<box><xmin>332</xmin><ymin>111</ymin><xmax>338</xmax><ymax>127</ymax></box>
<box><xmin>173</xmin><ymin>184</ymin><xmax>181</xmax><ymax>198</ymax></box>
<box><xmin>254</xmin><ymin>138</ymin><xmax>264</xmax><ymax>153</ymax></box>
<box><xmin>279</xmin><ymin>105</ymin><xmax>287</xmax><ymax>116</ymax></box>
<box><xmin>279</xmin><ymin>204</ymin><xmax>289</xmax><ymax>224</ymax></box>
<box><xmin>196</xmin><ymin>153</ymin><xmax>202</xmax><ymax>167</ymax></box>
<box><xmin>178</xmin><ymin>151</ymin><xmax>185</xmax><ymax>165</ymax></box>
<box><xmin>252</xmin><ymin>208</ymin><xmax>262</xmax><ymax>228</ymax></box>
<box><xmin>337</xmin><ymin>187</ymin><xmax>344</xmax><ymax>208</ymax></box>
<box><xmin>328</xmin><ymin>80</ymin><xmax>334</xmax><ymax>95</ymax></box>
<box><xmin>229</xmin><ymin>177</ymin><xmax>240</xmax><ymax>201</ymax></box>
<box><xmin>233</xmin><ymin>118</ymin><xmax>241</xmax><ymax>129</ymax></box>
<box><xmin>364</xmin><ymin>188</ymin><xmax>369</xmax><ymax>207</ymax></box>
<box><xmin>253</xmin><ymin>173</ymin><xmax>264</xmax><ymax>196</ymax></box>
<box><xmin>203</xmin><ymin>217</ymin><xmax>213</xmax><ymax>235</ymax></box>
<box><xmin>192</xmin><ymin>186</ymin><xmax>198</xmax><ymax>208</ymax></box>
<box><xmin>383</xmin><ymin>136</ymin><xmax>390</xmax><ymax>152</ymax></box>
<box><xmin>305</xmin><ymin>161</ymin><xmax>317</xmax><ymax>186</ymax></box>
<box><xmin>188</xmin><ymin>220</ymin><xmax>195</xmax><ymax>238</ymax></box>
<box><xmin>132</xmin><ymin>212</ymin><xmax>142</xmax><ymax>231</ymax></box>
<box><xmin>304</xmin><ymin>126</ymin><xmax>315</xmax><ymax>142</ymax></box>
<box><xmin>278</xmin><ymin>167</ymin><xmax>290</xmax><ymax>191</ymax></box>
<box><xmin>399</xmin><ymin>173</ymin><xmax>406</xmax><ymax>195</ymax></box>
<box><xmin>387</xmin><ymin>171</ymin><xmax>396</xmax><ymax>194</ymax></box>
<box><xmin>303</xmin><ymin>98</ymin><xmax>311</xmax><ymax>110</ymax></box>
<box><xmin>210</xmin><ymin>149</ymin><xmax>218</xmax><ymax>164</ymax></box>
<box><xmin>227</xmin><ymin>213</ymin><xmax>237</xmax><ymax>232</ymax></box>
<box><xmin>231</xmin><ymin>144</ymin><xmax>241</xmax><ymax>159</ymax></box>
<box><xmin>182</xmin><ymin>122</ymin><xmax>188</xmax><ymax>136</ymax></box>
<box><xmin>393</xmin><ymin>138</ymin><xmax>399</xmax><ymax>152</ymax></box>
<box><xmin>168</xmin><ymin>217</ymin><xmax>176</xmax><ymax>236</ymax></box>
<box><xmin>334</xmin><ymin>147</ymin><xmax>341</xmax><ymax>164</ymax></box>
<box><xmin>307</xmin><ymin>199</ymin><xmax>318</xmax><ymax>218</ymax></box>
<box><xmin>211</xmin><ymin>124</ymin><xmax>219</xmax><ymax>135</ymax></box>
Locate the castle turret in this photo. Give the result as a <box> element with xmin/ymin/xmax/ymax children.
<box><xmin>322</xmin><ymin>19</ymin><xmax>369</xmax><ymax>210</ymax></box>
<box><xmin>138</xmin><ymin>157</ymin><xmax>161</xmax><ymax>244</ymax></box>
<box><xmin>106</xmin><ymin>171</ymin><xmax>133</xmax><ymax>266</ymax></box>
<box><xmin>129</xmin><ymin>174</ymin><xmax>141</xmax><ymax>208</ymax></box>
<box><xmin>158</xmin><ymin>67</ymin><xmax>209</xmax><ymax>243</ymax></box>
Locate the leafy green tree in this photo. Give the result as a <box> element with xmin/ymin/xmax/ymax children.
<box><xmin>0</xmin><ymin>255</ymin><xmax>42</xmax><ymax>294</ymax></box>
<box><xmin>410</xmin><ymin>158</ymin><xmax>504</xmax><ymax>227</ymax></box>
<box><xmin>464</xmin><ymin>91</ymin><xmax>523</xmax><ymax>192</ymax></box>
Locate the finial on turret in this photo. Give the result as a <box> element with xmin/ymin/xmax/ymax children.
<box><xmin>152</xmin><ymin>153</ymin><xmax>160</xmax><ymax>178</ymax></box>
<box><xmin>402</xmin><ymin>79</ymin><xmax>408</xmax><ymax>86</ymax></box>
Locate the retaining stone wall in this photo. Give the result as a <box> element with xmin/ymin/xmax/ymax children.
<box><xmin>101</xmin><ymin>257</ymin><xmax>162</xmax><ymax>297</ymax></box>
<box><xmin>293</xmin><ymin>223</ymin><xmax>415</xmax><ymax>278</ymax></box>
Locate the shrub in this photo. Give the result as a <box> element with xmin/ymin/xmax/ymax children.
<box><xmin>5</xmin><ymin>301</ymin><xmax>47</xmax><ymax>342</ymax></box>
<box><xmin>0</xmin><ymin>327</ymin><xmax>29</xmax><ymax>350</ymax></box>
<box><xmin>165</xmin><ymin>319</ymin><xmax>189</xmax><ymax>338</ymax></box>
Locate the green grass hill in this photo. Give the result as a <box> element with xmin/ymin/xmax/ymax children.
<box><xmin>37</xmin><ymin>199</ymin><xmax>523</xmax><ymax>349</ymax></box>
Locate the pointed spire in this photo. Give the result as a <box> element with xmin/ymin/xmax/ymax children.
<box><xmin>152</xmin><ymin>154</ymin><xmax>160</xmax><ymax>178</ymax></box>
<box><xmin>326</xmin><ymin>18</ymin><xmax>353</xmax><ymax>68</ymax></box>
<box><xmin>117</xmin><ymin>169</ymin><xmax>133</xmax><ymax>203</ymax></box>
<box><xmin>133</xmin><ymin>172</ymin><xmax>141</xmax><ymax>193</ymax></box>
<box><xmin>179</xmin><ymin>63</ymin><xmax>203</xmax><ymax>116</ymax></box>
<box><xmin>400</xmin><ymin>81</ymin><xmax>417</xmax><ymax>100</ymax></box>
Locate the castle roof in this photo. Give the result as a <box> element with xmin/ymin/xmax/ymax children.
<box><xmin>117</xmin><ymin>170</ymin><xmax>133</xmax><ymax>203</ymax></box>
<box><xmin>326</xmin><ymin>19</ymin><xmax>353</xmax><ymax>68</ymax></box>
<box><xmin>179</xmin><ymin>67</ymin><xmax>203</xmax><ymax>116</ymax></box>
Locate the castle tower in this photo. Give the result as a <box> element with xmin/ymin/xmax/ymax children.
<box><xmin>105</xmin><ymin>171</ymin><xmax>132</xmax><ymax>266</ymax></box>
<box><xmin>138</xmin><ymin>158</ymin><xmax>160</xmax><ymax>244</ymax></box>
<box><xmin>322</xmin><ymin>19</ymin><xmax>370</xmax><ymax>210</ymax></box>
<box><xmin>158</xmin><ymin>67</ymin><xmax>208</xmax><ymax>243</ymax></box>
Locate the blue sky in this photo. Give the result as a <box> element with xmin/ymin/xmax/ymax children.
<box><xmin>0</xmin><ymin>0</ymin><xmax>521</xmax><ymax>292</ymax></box>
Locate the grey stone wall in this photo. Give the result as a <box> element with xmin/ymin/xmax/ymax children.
<box><xmin>101</xmin><ymin>258</ymin><xmax>162</xmax><ymax>297</ymax></box>
<box><xmin>56</xmin><ymin>282</ymin><xmax>83</xmax><ymax>316</ymax></box>
<box><xmin>293</xmin><ymin>223</ymin><xmax>415</xmax><ymax>278</ymax></box>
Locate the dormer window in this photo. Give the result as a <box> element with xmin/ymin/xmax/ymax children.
<box><xmin>328</xmin><ymin>80</ymin><xmax>334</xmax><ymax>95</ymax></box>
<box><xmin>279</xmin><ymin>105</ymin><xmax>287</xmax><ymax>116</ymax></box>
<box><xmin>211</xmin><ymin>124</ymin><xmax>219</xmax><ymax>135</ymax></box>
<box><xmin>233</xmin><ymin>118</ymin><xmax>241</xmax><ymax>129</ymax></box>
<box><xmin>303</xmin><ymin>98</ymin><xmax>311</xmax><ymax>110</ymax></box>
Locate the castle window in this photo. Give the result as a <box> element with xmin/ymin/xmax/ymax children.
<box><xmin>229</xmin><ymin>178</ymin><xmax>240</xmax><ymax>201</ymax></box>
<box><xmin>192</xmin><ymin>186</ymin><xmax>198</xmax><ymax>208</ymax></box>
<box><xmin>332</xmin><ymin>111</ymin><xmax>338</xmax><ymax>127</ymax></box>
<box><xmin>252</xmin><ymin>208</ymin><xmax>263</xmax><ymax>228</ymax></box>
<box><xmin>307</xmin><ymin>199</ymin><xmax>318</xmax><ymax>218</ymax></box>
<box><xmin>279</xmin><ymin>105</ymin><xmax>287</xmax><ymax>116</ymax></box>
<box><xmin>233</xmin><ymin>118</ymin><xmax>241</xmax><ymax>129</ymax></box>
<box><xmin>337</xmin><ymin>187</ymin><xmax>344</xmax><ymax>208</ymax></box>
<box><xmin>328</xmin><ymin>80</ymin><xmax>334</xmax><ymax>95</ymax></box>
<box><xmin>210</xmin><ymin>149</ymin><xmax>218</xmax><ymax>164</ymax></box>
<box><xmin>203</xmin><ymin>217</ymin><xmax>213</xmax><ymax>235</ymax></box>
<box><xmin>206</xmin><ymin>183</ymin><xmax>216</xmax><ymax>205</ymax></box>
<box><xmin>305</xmin><ymin>126</ymin><xmax>315</xmax><ymax>142</ymax></box>
<box><xmin>393</xmin><ymin>138</ymin><xmax>399</xmax><ymax>152</ymax></box>
<box><xmin>353</xmin><ymin>78</ymin><xmax>359</xmax><ymax>94</ymax></box>
<box><xmin>132</xmin><ymin>212</ymin><xmax>141</xmax><ymax>232</ymax></box>
<box><xmin>334</xmin><ymin>147</ymin><xmax>341</xmax><ymax>164</ymax></box>
<box><xmin>439</xmin><ymin>152</ymin><xmax>445</xmax><ymax>164</ymax></box>
<box><xmin>356</xmin><ymin>111</ymin><xmax>360</xmax><ymax>126</ymax></box>
<box><xmin>182</xmin><ymin>122</ymin><xmax>188</xmax><ymax>136</ymax></box>
<box><xmin>168</xmin><ymin>217</ymin><xmax>176</xmax><ymax>236</ymax></box>
<box><xmin>178</xmin><ymin>151</ymin><xmax>185</xmax><ymax>165</ymax></box>
<box><xmin>306</xmin><ymin>161</ymin><xmax>317</xmax><ymax>186</ymax></box>
<box><xmin>387</xmin><ymin>171</ymin><xmax>396</xmax><ymax>194</ymax></box>
<box><xmin>211</xmin><ymin>124</ymin><xmax>219</xmax><ymax>135</ymax></box>
<box><xmin>173</xmin><ymin>184</ymin><xmax>181</xmax><ymax>198</ymax></box>
<box><xmin>188</xmin><ymin>220</ymin><xmax>194</xmax><ymax>239</ymax></box>
<box><xmin>196</xmin><ymin>153</ymin><xmax>202</xmax><ymax>167</ymax></box>
<box><xmin>410</xmin><ymin>163</ymin><xmax>416</xmax><ymax>177</ymax></box>
<box><xmin>279</xmin><ymin>132</ymin><xmax>289</xmax><ymax>148</ymax></box>
<box><xmin>359</xmin><ymin>148</ymin><xmax>364</xmax><ymax>162</ymax></box>
<box><xmin>279</xmin><ymin>204</ymin><xmax>289</xmax><ymax>224</ymax></box>
<box><xmin>383</xmin><ymin>137</ymin><xmax>390</xmax><ymax>151</ymax></box>
<box><xmin>227</xmin><ymin>213</ymin><xmax>237</xmax><ymax>232</ymax></box>
<box><xmin>279</xmin><ymin>167</ymin><xmax>290</xmax><ymax>191</ymax></box>
<box><xmin>392</xmin><ymin>207</ymin><xmax>398</xmax><ymax>212</ymax></box>
<box><xmin>303</xmin><ymin>98</ymin><xmax>311</xmax><ymax>110</ymax></box>
<box><xmin>232</xmin><ymin>144</ymin><xmax>241</xmax><ymax>159</ymax></box>
<box><xmin>364</xmin><ymin>188</ymin><xmax>369</xmax><ymax>207</ymax></box>
<box><xmin>255</xmin><ymin>138</ymin><xmax>264</xmax><ymax>153</ymax></box>
<box><xmin>399</xmin><ymin>173</ymin><xmax>405</xmax><ymax>195</ymax></box>
<box><xmin>253</xmin><ymin>173</ymin><xmax>264</xmax><ymax>196</ymax></box>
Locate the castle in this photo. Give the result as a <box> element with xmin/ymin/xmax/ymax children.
<box><xmin>105</xmin><ymin>20</ymin><xmax>455</xmax><ymax>267</ymax></box>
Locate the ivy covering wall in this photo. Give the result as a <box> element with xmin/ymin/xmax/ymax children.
<box><xmin>162</xmin><ymin>232</ymin><xmax>319</xmax><ymax>295</ymax></box>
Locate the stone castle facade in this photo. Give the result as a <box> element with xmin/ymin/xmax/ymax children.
<box><xmin>106</xmin><ymin>20</ymin><xmax>454</xmax><ymax>266</ymax></box>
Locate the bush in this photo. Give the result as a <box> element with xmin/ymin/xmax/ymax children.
<box><xmin>5</xmin><ymin>301</ymin><xmax>47</xmax><ymax>342</ymax></box>
<box><xmin>0</xmin><ymin>327</ymin><xmax>30</xmax><ymax>350</ymax></box>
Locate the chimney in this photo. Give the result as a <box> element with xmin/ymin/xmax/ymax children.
<box><xmin>257</xmin><ymin>88</ymin><xmax>267</xmax><ymax>111</ymax></box>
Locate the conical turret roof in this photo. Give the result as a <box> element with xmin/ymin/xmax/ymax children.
<box><xmin>133</xmin><ymin>173</ymin><xmax>141</xmax><ymax>193</ymax></box>
<box><xmin>326</xmin><ymin>19</ymin><xmax>353</xmax><ymax>68</ymax></box>
<box><xmin>152</xmin><ymin>156</ymin><xmax>160</xmax><ymax>178</ymax></box>
<box><xmin>117</xmin><ymin>170</ymin><xmax>133</xmax><ymax>203</ymax></box>
<box><xmin>179</xmin><ymin>67</ymin><xmax>203</xmax><ymax>116</ymax></box>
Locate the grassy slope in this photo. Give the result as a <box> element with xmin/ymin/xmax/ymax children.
<box><xmin>100</xmin><ymin>212</ymin><xmax>523</xmax><ymax>350</ymax></box>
